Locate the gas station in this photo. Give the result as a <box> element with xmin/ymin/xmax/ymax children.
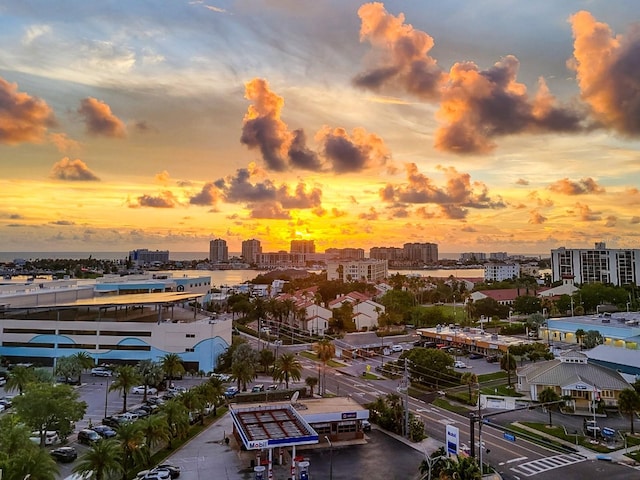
<box><xmin>230</xmin><ymin>403</ymin><xmax>319</xmax><ymax>480</ymax></box>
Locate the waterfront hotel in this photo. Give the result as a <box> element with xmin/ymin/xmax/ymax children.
<box><xmin>0</xmin><ymin>273</ymin><xmax>231</xmax><ymax>372</ymax></box>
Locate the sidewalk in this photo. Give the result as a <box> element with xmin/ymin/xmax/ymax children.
<box><xmin>512</xmin><ymin>421</ymin><xmax>640</xmax><ymax>466</ymax></box>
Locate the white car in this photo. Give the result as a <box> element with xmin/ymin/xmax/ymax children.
<box><xmin>391</xmin><ymin>345</ymin><xmax>403</xmax><ymax>353</ymax></box>
<box><xmin>91</xmin><ymin>367</ymin><xmax>113</xmax><ymax>377</ymax></box>
<box><xmin>132</xmin><ymin>385</ymin><xmax>158</xmax><ymax>395</ymax></box>
<box><xmin>453</xmin><ymin>361</ymin><xmax>467</xmax><ymax>369</ymax></box>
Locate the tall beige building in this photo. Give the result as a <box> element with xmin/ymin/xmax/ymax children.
<box><xmin>242</xmin><ymin>239</ymin><xmax>262</xmax><ymax>264</ymax></box>
<box><xmin>209</xmin><ymin>238</ymin><xmax>228</xmax><ymax>262</ymax></box>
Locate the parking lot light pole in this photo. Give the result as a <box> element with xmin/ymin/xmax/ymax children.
<box><xmin>104</xmin><ymin>378</ymin><xmax>110</xmax><ymax>418</ymax></box>
<box><xmin>325</xmin><ymin>436</ymin><xmax>333</xmax><ymax>480</ymax></box>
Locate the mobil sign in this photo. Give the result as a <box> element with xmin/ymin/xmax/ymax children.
<box><xmin>446</xmin><ymin>425</ymin><xmax>459</xmax><ymax>456</ymax></box>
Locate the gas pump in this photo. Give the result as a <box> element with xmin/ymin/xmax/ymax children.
<box><xmin>253</xmin><ymin>465</ymin><xmax>266</xmax><ymax>480</ymax></box>
<box><xmin>297</xmin><ymin>460</ymin><xmax>309</xmax><ymax>480</ymax></box>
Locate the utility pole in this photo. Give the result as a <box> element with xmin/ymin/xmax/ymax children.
<box><xmin>404</xmin><ymin>358</ymin><xmax>409</xmax><ymax>439</ymax></box>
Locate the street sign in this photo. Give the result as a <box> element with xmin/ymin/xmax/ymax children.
<box><xmin>503</xmin><ymin>432</ymin><xmax>516</xmax><ymax>442</ymax></box>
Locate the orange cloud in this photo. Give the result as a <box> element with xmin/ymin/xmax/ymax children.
<box><xmin>379</xmin><ymin>163</ymin><xmax>504</xmax><ymax>215</ymax></box>
<box><xmin>78</xmin><ymin>97</ymin><xmax>126</xmax><ymax>137</ymax></box>
<box><xmin>48</xmin><ymin>133</ymin><xmax>80</xmax><ymax>153</ymax></box>
<box><xmin>548</xmin><ymin>177</ymin><xmax>605</xmax><ymax>195</ymax></box>
<box><xmin>569</xmin><ymin>11</ymin><xmax>640</xmax><ymax>135</ymax></box>
<box><xmin>528</xmin><ymin>210</ymin><xmax>547</xmax><ymax>224</ymax></box>
<box><xmin>132</xmin><ymin>191</ymin><xmax>179</xmax><ymax>208</ymax></box>
<box><xmin>354</xmin><ymin>2</ymin><xmax>445</xmax><ymax>99</ymax></box>
<box><xmin>50</xmin><ymin>157</ymin><xmax>99</xmax><ymax>181</ymax></box>
<box><xmin>0</xmin><ymin>77</ymin><xmax>55</xmax><ymax>145</ymax></box>
<box><xmin>316</xmin><ymin>126</ymin><xmax>389</xmax><ymax>173</ymax></box>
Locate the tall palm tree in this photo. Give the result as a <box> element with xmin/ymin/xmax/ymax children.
<box><xmin>116</xmin><ymin>421</ymin><xmax>145</xmax><ymax>480</ymax></box>
<box><xmin>618</xmin><ymin>388</ymin><xmax>640</xmax><ymax>435</ymax></box>
<box><xmin>71</xmin><ymin>351</ymin><xmax>95</xmax><ymax>372</ymax></box>
<box><xmin>5</xmin><ymin>446</ymin><xmax>59</xmax><ymax>480</ymax></box>
<box><xmin>259</xmin><ymin>349</ymin><xmax>275</xmax><ymax>374</ymax></box>
<box><xmin>313</xmin><ymin>339</ymin><xmax>335</xmax><ymax>395</ymax></box>
<box><xmin>136</xmin><ymin>360</ymin><xmax>164</xmax><ymax>402</ymax></box>
<box><xmin>160</xmin><ymin>400</ymin><xmax>189</xmax><ymax>448</ymax></box>
<box><xmin>500</xmin><ymin>351</ymin><xmax>517</xmax><ymax>388</ymax></box>
<box><xmin>538</xmin><ymin>387</ymin><xmax>561</xmax><ymax>427</ymax></box>
<box><xmin>305</xmin><ymin>376</ymin><xmax>318</xmax><ymax>396</ymax></box>
<box><xmin>73</xmin><ymin>438</ymin><xmax>122</xmax><ymax>480</ymax></box>
<box><xmin>5</xmin><ymin>365</ymin><xmax>36</xmax><ymax>395</ymax></box>
<box><xmin>136</xmin><ymin>415</ymin><xmax>170</xmax><ymax>466</ymax></box>
<box><xmin>161</xmin><ymin>353</ymin><xmax>186</xmax><ymax>386</ymax></box>
<box><xmin>109</xmin><ymin>365</ymin><xmax>141</xmax><ymax>413</ymax></box>
<box><xmin>231</xmin><ymin>343</ymin><xmax>258</xmax><ymax>391</ymax></box>
<box><xmin>272</xmin><ymin>353</ymin><xmax>302</xmax><ymax>389</ymax></box>
<box><xmin>461</xmin><ymin>372</ymin><xmax>478</xmax><ymax>405</ymax></box>
<box><xmin>179</xmin><ymin>389</ymin><xmax>204</xmax><ymax>422</ymax></box>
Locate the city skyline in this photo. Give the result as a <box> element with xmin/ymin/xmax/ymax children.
<box><xmin>2</xmin><ymin>2</ymin><xmax>640</xmax><ymax>255</ymax></box>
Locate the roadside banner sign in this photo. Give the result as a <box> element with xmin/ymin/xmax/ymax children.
<box><xmin>503</xmin><ymin>432</ymin><xmax>516</xmax><ymax>442</ymax></box>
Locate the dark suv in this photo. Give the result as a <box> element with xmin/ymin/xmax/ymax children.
<box><xmin>77</xmin><ymin>429</ymin><xmax>101</xmax><ymax>445</ymax></box>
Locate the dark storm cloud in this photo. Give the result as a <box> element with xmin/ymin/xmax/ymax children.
<box><xmin>249</xmin><ymin>202</ymin><xmax>291</xmax><ymax>219</ymax></box>
<box><xmin>0</xmin><ymin>76</ymin><xmax>55</xmax><ymax>144</ymax></box>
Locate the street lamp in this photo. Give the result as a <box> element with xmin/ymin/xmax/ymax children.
<box><xmin>104</xmin><ymin>378</ymin><xmax>110</xmax><ymax>419</ymax></box>
<box><xmin>420</xmin><ymin>453</ymin><xmax>448</xmax><ymax>480</ymax></box>
<box><xmin>325</xmin><ymin>436</ymin><xmax>333</xmax><ymax>480</ymax></box>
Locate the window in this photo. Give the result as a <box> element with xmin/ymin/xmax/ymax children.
<box><xmin>185</xmin><ymin>348</ymin><xmax>195</xmax><ymax>352</ymax></box>
<box><xmin>186</xmin><ymin>334</ymin><xmax>195</xmax><ymax>338</ymax></box>
<box><xmin>59</xmin><ymin>330</ymin><xmax>97</xmax><ymax>336</ymax></box>
<box><xmin>100</xmin><ymin>331</ymin><xmax>151</xmax><ymax>337</ymax></box>
<box><xmin>4</xmin><ymin>328</ymin><xmax>55</xmax><ymax>334</ymax></box>
<box><xmin>337</xmin><ymin>421</ymin><xmax>356</xmax><ymax>433</ymax></box>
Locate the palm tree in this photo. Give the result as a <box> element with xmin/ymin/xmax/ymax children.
<box><xmin>313</xmin><ymin>339</ymin><xmax>335</xmax><ymax>395</ymax></box>
<box><xmin>180</xmin><ymin>389</ymin><xmax>204</xmax><ymax>422</ymax></box>
<box><xmin>5</xmin><ymin>365</ymin><xmax>37</xmax><ymax>395</ymax></box>
<box><xmin>259</xmin><ymin>349</ymin><xmax>275</xmax><ymax>374</ymax></box>
<box><xmin>538</xmin><ymin>387</ymin><xmax>561</xmax><ymax>427</ymax></box>
<box><xmin>160</xmin><ymin>400</ymin><xmax>189</xmax><ymax>448</ymax></box>
<box><xmin>231</xmin><ymin>343</ymin><xmax>258</xmax><ymax>391</ymax></box>
<box><xmin>73</xmin><ymin>439</ymin><xmax>122</xmax><ymax>480</ymax></box>
<box><xmin>272</xmin><ymin>353</ymin><xmax>302</xmax><ymax>389</ymax></box>
<box><xmin>437</xmin><ymin>455</ymin><xmax>482</xmax><ymax>480</ymax></box>
<box><xmin>109</xmin><ymin>364</ymin><xmax>141</xmax><ymax>413</ymax></box>
<box><xmin>461</xmin><ymin>372</ymin><xmax>478</xmax><ymax>405</ymax></box>
<box><xmin>4</xmin><ymin>445</ymin><xmax>59</xmax><ymax>480</ymax></box>
<box><xmin>136</xmin><ymin>360</ymin><xmax>164</xmax><ymax>402</ymax></box>
<box><xmin>116</xmin><ymin>421</ymin><xmax>145</xmax><ymax>480</ymax></box>
<box><xmin>136</xmin><ymin>415</ymin><xmax>170</xmax><ymax>466</ymax></box>
<box><xmin>618</xmin><ymin>388</ymin><xmax>640</xmax><ymax>435</ymax></box>
<box><xmin>305</xmin><ymin>376</ymin><xmax>318</xmax><ymax>396</ymax></box>
<box><xmin>161</xmin><ymin>353</ymin><xmax>186</xmax><ymax>386</ymax></box>
<box><xmin>72</xmin><ymin>351</ymin><xmax>95</xmax><ymax>372</ymax></box>
<box><xmin>500</xmin><ymin>351</ymin><xmax>517</xmax><ymax>388</ymax></box>
<box><xmin>575</xmin><ymin>328</ymin><xmax>586</xmax><ymax>348</ymax></box>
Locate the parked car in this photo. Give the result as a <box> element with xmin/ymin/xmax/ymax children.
<box><xmin>266</xmin><ymin>384</ymin><xmax>278</xmax><ymax>391</ymax></box>
<box><xmin>30</xmin><ymin>430</ymin><xmax>60</xmax><ymax>446</ymax></box>
<box><xmin>77</xmin><ymin>429</ymin><xmax>101</xmax><ymax>445</ymax></box>
<box><xmin>224</xmin><ymin>386</ymin><xmax>239</xmax><ymax>398</ymax></box>
<box><xmin>209</xmin><ymin>373</ymin><xmax>231</xmax><ymax>382</ymax></box>
<box><xmin>468</xmin><ymin>353</ymin><xmax>483</xmax><ymax>360</ymax></box>
<box><xmin>168</xmin><ymin>386</ymin><xmax>187</xmax><ymax>394</ymax></box>
<box><xmin>137</xmin><ymin>469</ymin><xmax>171</xmax><ymax>480</ymax></box>
<box><xmin>584</xmin><ymin>419</ymin><xmax>601</xmax><ymax>435</ymax></box>
<box><xmin>50</xmin><ymin>446</ymin><xmax>78</xmax><ymax>463</ymax></box>
<box><xmin>146</xmin><ymin>396</ymin><xmax>165</xmax><ymax>406</ymax></box>
<box><xmin>156</xmin><ymin>464</ymin><xmax>181</xmax><ymax>478</ymax></box>
<box><xmin>391</xmin><ymin>345</ymin><xmax>403</xmax><ymax>353</ymax></box>
<box><xmin>91</xmin><ymin>367</ymin><xmax>113</xmax><ymax>377</ymax></box>
<box><xmin>130</xmin><ymin>408</ymin><xmax>150</xmax><ymax>418</ymax></box>
<box><xmin>92</xmin><ymin>425</ymin><xmax>117</xmax><ymax>438</ymax></box>
<box><xmin>453</xmin><ymin>361</ymin><xmax>467</xmax><ymax>369</ymax></box>
<box><xmin>362</xmin><ymin>420</ymin><xmax>371</xmax><ymax>432</ymax></box>
<box><xmin>486</xmin><ymin>355</ymin><xmax>499</xmax><ymax>363</ymax></box>
<box><xmin>251</xmin><ymin>384</ymin><xmax>265</xmax><ymax>393</ymax></box>
<box><xmin>0</xmin><ymin>377</ymin><xmax>6</xmax><ymax>387</ymax></box>
<box><xmin>132</xmin><ymin>385</ymin><xmax>158</xmax><ymax>395</ymax></box>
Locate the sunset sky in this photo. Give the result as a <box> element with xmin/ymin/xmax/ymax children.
<box><xmin>2</xmin><ymin>1</ymin><xmax>640</xmax><ymax>257</ymax></box>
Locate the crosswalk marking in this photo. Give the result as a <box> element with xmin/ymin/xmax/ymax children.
<box><xmin>510</xmin><ymin>454</ymin><xmax>585</xmax><ymax>477</ymax></box>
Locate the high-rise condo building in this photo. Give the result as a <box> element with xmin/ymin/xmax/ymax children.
<box><xmin>209</xmin><ymin>238</ymin><xmax>228</xmax><ymax>262</ymax></box>
<box><xmin>290</xmin><ymin>239</ymin><xmax>315</xmax><ymax>254</ymax></box>
<box><xmin>129</xmin><ymin>249</ymin><xmax>169</xmax><ymax>267</ymax></box>
<box><xmin>242</xmin><ymin>239</ymin><xmax>262</xmax><ymax>264</ymax></box>
<box><xmin>551</xmin><ymin>242</ymin><xmax>640</xmax><ymax>286</ymax></box>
